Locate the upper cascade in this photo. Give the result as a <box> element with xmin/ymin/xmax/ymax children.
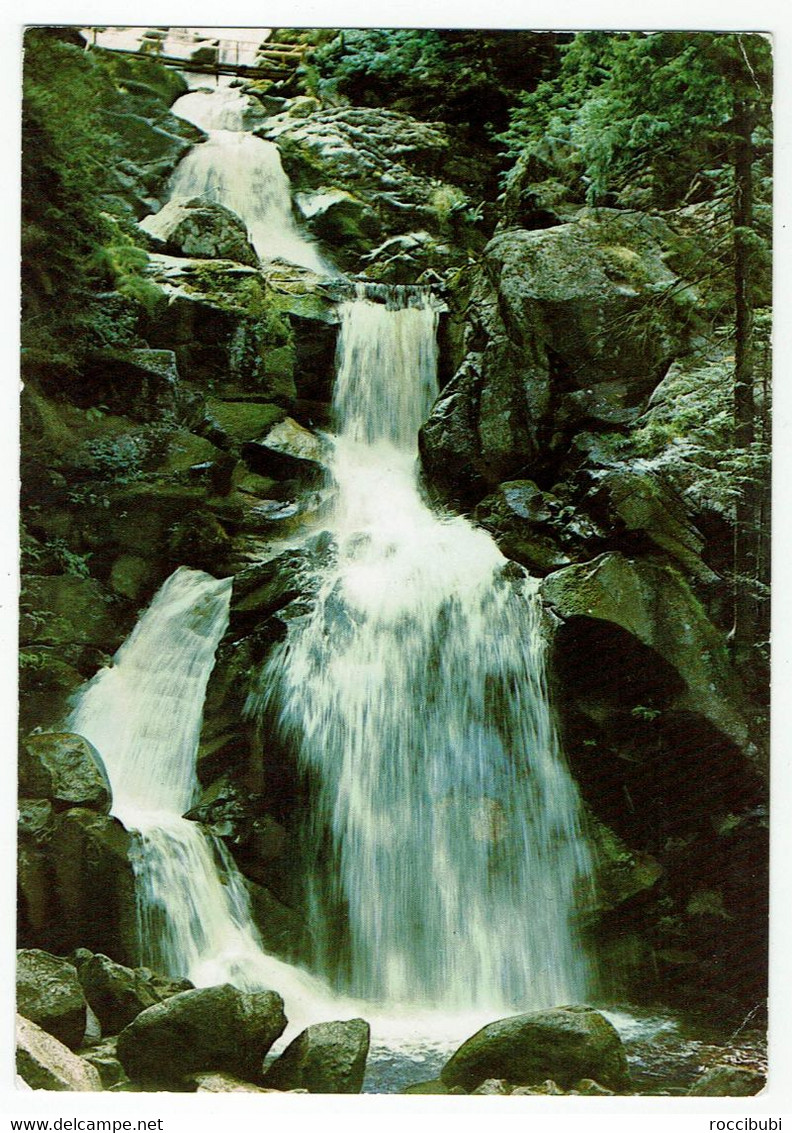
<box><xmin>142</xmin><ymin>79</ymin><xmax>332</xmax><ymax>274</ymax></box>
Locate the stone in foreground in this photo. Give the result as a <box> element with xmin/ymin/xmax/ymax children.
<box><xmin>17</xmin><ymin>950</ymin><xmax>87</xmax><ymax>1050</ymax></box>
<box><xmin>687</xmin><ymin>1065</ymin><xmax>765</xmax><ymax>1096</ymax></box>
<box><xmin>116</xmin><ymin>984</ymin><xmax>286</xmax><ymax>1087</ymax></box>
<box><xmin>78</xmin><ymin>952</ymin><xmax>190</xmax><ymax>1036</ymax></box>
<box><xmin>263</xmin><ymin>1018</ymin><xmax>370</xmax><ymax>1094</ymax></box>
<box><xmin>17</xmin><ymin>1014</ymin><xmax>101</xmax><ymax>1091</ymax></box>
<box><xmin>441</xmin><ymin>1005</ymin><xmax>630</xmax><ymax>1093</ymax></box>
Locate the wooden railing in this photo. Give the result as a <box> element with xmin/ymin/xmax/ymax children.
<box><xmin>86</xmin><ymin>29</ymin><xmax>309</xmax><ymax>81</ymax></box>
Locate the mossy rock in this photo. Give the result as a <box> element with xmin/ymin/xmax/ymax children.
<box><xmin>20</xmin><ymin>575</ymin><xmax>118</xmax><ymax>650</ymax></box>
<box><xmin>441</xmin><ymin>1006</ymin><xmax>630</xmax><ymax>1093</ymax></box>
<box><xmin>207</xmin><ymin>399</ymin><xmax>286</xmax><ymax>445</ymax></box>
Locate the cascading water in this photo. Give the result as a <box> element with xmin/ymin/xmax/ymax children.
<box><xmin>66</xmin><ymin>567</ymin><xmax>329</xmax><ymax>1011</ymax></box>
<box><xmin>248</xmin><ymin>286</ymin><xmax>597</xmax><ymax>1012</ymax></box>
<box><xmin>68</xmin><ymin>75</ymin><xmax>597</xmax><ymax>1075</ymax></box>
<box><xmin>140</xmin><ymin>80</ymin><xmax>330</xmax><ymax>273</ymax></box>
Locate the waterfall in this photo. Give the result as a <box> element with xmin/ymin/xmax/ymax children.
<box><xmin>248</xmin><ymin>287</ymin><xmax>596</xmax><ymax>1012</ymax></box>
<box><xmin>71</xmin><ymin>75</ymin><xmax>596</xmax><ymax>1032</ymax></box>
<box><xmin>140</xmin><ymin>81</ymin><xmax>330</xmax><ymax>273</ymax></box>
<box><xmin>66</xmin><ymin>567</ymin><xmax>330</xmax><ymax>1009</ymax></box>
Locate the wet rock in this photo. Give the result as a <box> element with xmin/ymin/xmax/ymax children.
<box><xmin>441</xmin><ymin>1005</ymin><xmax>630</xmax><ymax>1092</ymax></box>
<box><xmin>573</xmin><ymin>1077</ymin><xmax>615</xmax><ymax>1095</ymax></box>
<box><xmin>18</xmin><ymin>798</ymin><xmax>55</xmax><ymax>839</ymax></box>
<box><xmin>231</xmin><ymin>548</ymin><xmax>317</xmax><ymax>621</ymax></box>
<box><xmin>402</xmin><ymin>1078</ymin><xmax>453</xmax><ymax>1094</ymax></box>
<box><xmin>582</xmin><ymin>465</ymin><xmax>718</xmax><ymax>583</ymax></box>
<box><xmin>362</xmin><ymin>231</ymin><xmax>456</xmax><ymax>284</ymax></box>
<box><xmin>103</xmin><ymin>109</ymin><xmax>197</xmax><ymax>168</ymax></box>
<box><xmin>473</xmin><ymin>480</ymin><xmax>580</xmax><ymax>575</ymax></box>
<box><xmin>588</xmin><ymin>816</ymin><xmax>664</xmax><ymax>909</ymax></box>
<box><xmin>542</xmin><ymin>553</ymin><xmax>752</xmax><ymax>759</ymax></box>
<box><xmin>17</xmin><ymin>950</ymin><xmax>87</xmax><ymax>1049</ymax></box>
<box><xmin>511</xmin><ymin>1079</ymin><xmax>566</xmax><ymax>1095</ymax></box>
<box><xmin>140</xmin><ymin>197</ymin><xmax>258</xmax><ymax>266</ymax></box>
<box><xmin>16</xmin><ymin>1014</ymin><xmax>102</xmax><ymax>1092</ymax></box>
<box><xmin>246</xmin><ymin>879</ymin><xmax>307</xmax><ymax>961</ymax></box>
<box><xmin>423</xmin><ymin>211</ymin><xmax>692</xmax><ymax>502</ymax></box>
<box><xmin>263</xmin><ymin>1018</ymin><xmax>371</xmax><ymax>1094</ymax></box>
<box><xmin>116</xmin><ymin>984</ymin><xmax>286</xmax><ymax>1087</ymax></box>
<box><xmin>109</xmin><ymin>554</ymin><xmax>156</xmax><ymax>602</ymax></box>
<box><xmin>153</xmin><ymin>429</ymin><xmax>226</xmax><ymax>475</ymax></box>
<box><xmin>261</xmin><ymin>106</ymin><xmax>451</xmax><ymax>213</ymax></box>
<box><xmin>295</xmin><ymin>188</ymin><xmax>381</xmax><ymax>267</ymax></box>
<box><xmin>687</xmin><ymin>1065</ymin><xmax>765</xmax><ymax>1096</ymax></box>
<box><xmin>242</xmin><ymin>417</ymin><xmax>328</xmax><ymax>480</ymax></box>
<box><xmin>20</xmin><ymin>733</ymin><xmax>111</xmax><ymax>813</ymax></box>
<box><xmin>206</xmin><ymin>399</ymin><xmax>286</xmax><ymax>446</ymax></box>
<box><xmin>81</xmin><ymin>348</ymin><xmax>181</xmax><ymax>419</ymax></box>
<box><xmin>419</xmin><ymin>353</ymin><xmax>488</xmax><ymax>502</ymax></box>
<box><xmin>77</xmin><ymin>954</ymin><xmax>182</xmax><ymax>1036</ymax></box>
<box><xmin>485</xmin><ymin>212</ymin><xmax>684</xmax><ymax>402</ymax></box>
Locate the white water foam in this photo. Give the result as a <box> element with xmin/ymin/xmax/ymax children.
<box><xmin>249</xmin><ymin>289</ymin><xmax>597</xmax><ymax>1013</ymax></box>
<box><xmin>141</xmin><ymin>81</ymin><xmax>331</xmax><ymax>273</ymax></box>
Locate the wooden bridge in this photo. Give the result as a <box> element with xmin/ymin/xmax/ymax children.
<box><xmin>84</xmin><ymin>27</ymin><xmax>309</xmax><ymax>82</ymax></box>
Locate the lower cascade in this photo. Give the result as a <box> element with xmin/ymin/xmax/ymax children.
<box><xmin>248</xmin><ymin>287</ymin><xmax>596</xmax><ymax>1011</ymax></box>
<box><xmin>66</xmin><ymin>569</ymin><xmax>328</xmax><ymax>1010</ymax></box>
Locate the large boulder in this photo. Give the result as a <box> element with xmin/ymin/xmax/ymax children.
<box><xmin>17</xmin><ymin>950</ymin><xmax>87</xmax><ymax>1050</ymax></box>
<box><xmin>77</xmin><ymin>953</ymin><xmax>192</xmax><ymax>1036</ymax></box>
<box><xmin>580</xmin><ymin>464</ymin><xmax>718</xmax><ymax>583</ymax></box>
<box><xmin>541</xmin><ymin>552</ymin><xmax>753</xmax><ymax>759</ymax></box>
<box><xmin>295</xmin><ymin>188</ymin><xmax>382</xmax><ymax>269</ymax></box>
<box><xmin>20</xmin><ymin>733</ymin><xmax>111</xmax><ymax>812</ymax></box>
<box><xmin>192</xmin><ymin>1072</ymin><xmax>269</xmax><ymax>1093</ymax></box>
<box><xmin>440</xmin><ymin>1006</ymin><xmax>630</xmax><ymax>1093</ymax></box>
<box><xmin>46</xmin><ymin>809</ymin><xmax>138</xmax><ymax>965</ymax></box>
<box><xmin>263</xmin><ymin>1018</ymin><xmax>371</xmax><ymax>1094</ymax></box>
<box><xmin>115</xmin><ymin>984</ymin><xmax>286</xmax><ymax>1087</ymax></box>
<box><xmin>140</xmin><ymin>197</ymin><xmax>259</xmax><ymax>266</ymax></box>
<box><xmin>260</xmin><ymin>106</ymin><xmax>451</xmax><ymax>214</ymax></box>
<box><xmin>484</xmin><ymin>212</ymin><xmax>684</xmax><ymax>406</ymax></box>
<box><xmin>16</xmin><ymin>1014</ymin><xmax>102</xmax><ymax>1092</ymax></box>
<box><xmin>421</xmin><ymin>210</ymin><xmax>693</xmax><ymax>502</ymax></box>
<box><xmin>81</xmin><ymin>348</ymin><xmax>181</xmax><ymax>419</ymax></box>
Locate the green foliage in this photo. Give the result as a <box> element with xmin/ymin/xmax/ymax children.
<box><xmin>22</xmin><ymin>30</ymin><xmax>171</xmax><ymax>375</ymax></box>
<box><xmin>311</xmin><ymin>29</ymin><xmax>560</xmax><ymax>139</ymax></box>
<box><xmin>22</xmin><ymin>30</ymin><xmax>121</xmax><ymax>360</ymax></box>
<box><xmin>89</xmin><ymin>218</ymin><xmax>165</xmax><ymax>317</ymax></box>
<box><xmin>235</xmin><ymin>279</ymin><xmax>294</xmax><ymax>346</ymax></box>
<box><xmin>631</xmin><ymin>705</ymin><xmax>662</xmax><ymax>722</ymax></box>
<box><xmin>20</xmin><ymin>527</ymin><xmax>92</xmax><ymax>579</ymax></box>
<box><xmin>498</xmin><ymin>31</ymin><xmax>772</xmax><ymax>208</ymax></box>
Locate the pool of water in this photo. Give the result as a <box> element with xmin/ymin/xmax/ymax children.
<box><xmin>359</xmin><ymin>1004</ymin><xmax>767</xmax><ymax>1095</ymax></box>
